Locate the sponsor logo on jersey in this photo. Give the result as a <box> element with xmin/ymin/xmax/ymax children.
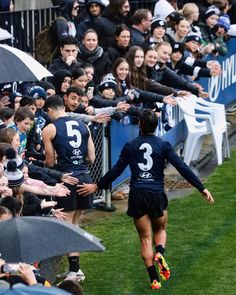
<box><xmin>139</xmin><ymin>172</ymin><xmax>152</xmax><ymax>179</ymax></box>
<box><xmin>72</xmin><ymin>149</ymin><xmax>81</xmax><ymax>156</ymax></box>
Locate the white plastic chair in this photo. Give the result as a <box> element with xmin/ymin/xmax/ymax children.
<box><xmin>176</xmin><ymin>96</ymin><xmax>230</xmax><ymax>165</ymax></box>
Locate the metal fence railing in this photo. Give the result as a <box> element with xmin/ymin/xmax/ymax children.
<box><xmin>0</xmin><ymin>1</ymin><xmax>157</xmax><ymax>55</ymax></box>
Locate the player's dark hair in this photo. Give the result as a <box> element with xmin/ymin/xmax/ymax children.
<box><xmin>44</xmin><ymin>95</ymin><xmax>64</xmax><ymax>112</ymax></box>
<box><xmin>139</xmin><ymin>109</ymin><xmax>158</xmax><ymax>134</ymax></box>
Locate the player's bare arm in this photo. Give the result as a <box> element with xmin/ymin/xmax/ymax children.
<box><xmin>42</xmin><ymin>123</ymin><xmax>57</xmax><ymax>168</ymax></box>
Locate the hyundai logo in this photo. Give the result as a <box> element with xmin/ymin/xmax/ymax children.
<box><xmin>208</xmin><ymin>74</ymin><xmax>221</xmax><ymax>102</ymax></box>
<box><xmin>139</xmin><ymin>172</ymin><xmax>152</xmax><ymax>178</ymax></box>
<box><xmin>72</xmin><ymin>149</ymin><xmax>81</xmax><ymax>156</ymax></box>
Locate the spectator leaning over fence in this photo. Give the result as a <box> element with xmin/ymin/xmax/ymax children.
<box><xmin>49</xmin><ymin>36</ymin><xmax>81</xmax><ymax>75</ymax></box>
<box><xmin>42</xmin><ymin>95</ymin><xmax>96</xmax><ymax>283</ymax></box>
<box><xmin>125</xmin><ymin>46</ymin><xmax>177</xmax><ymax>106</ymax></box>
<box><xmin>145</xmin><ymin>42</ymin><xmax>208</xmax><ymax>98</ymax></box>
<box><xmin>167</xmin><ymin>41</ymin><xmax>222</xmax><ymax>81</ymax></box>
<box><xmin>129</xmin><ymin>9</ymin><xmax>153</xmax><ymax>46</ymax></box>
<box><xmin>91</xmin><ymin>0</ymin><xmax>130</xmax><ymax>48</ymax></box>
<box><xmin>77</xmin><ymin>109</ymin><xmax>214</xmax><ymax>291</ymax></box>
<box><xmin>76</xmin><ymin>0</ymin><xmax>106</xmax><ymax>42</ymax></box>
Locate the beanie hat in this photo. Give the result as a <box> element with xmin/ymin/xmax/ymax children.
<box><xmin>9</xmin><ymin>91</ymin><xmax>23</xmax><ymax>101</ymax></box>
<box><xmin>171</xmin><ymin>42</ymin><xmax>185</xmax><ymax>54</ymax></box>
<box><xmin>28</xmin><ymin>86</ymin><xmax>47</xmax><ymax>100</ymax></box>
<box><xmin>151</xmin><ymin>19</ymin><xmax>166</xmax><ymax>34</ymax></box>
<box><xmin>217</xmin><ymin>15</ymin><xmax>230</xmax><ymax>32</ymax></box>
<box><xmin>4</xmin><ymin>161</ymin><xmax>24</xmax><ymax>188</ymax></box>
<box><xmin>99</xmin><ymin>79</ymin><xmax>117</xmax><ymax>93</ymax></box>
<box><xmin>4</xmin><ymin>148</ymin><xmax>25</xmax><ymax>171</ymax></box>
<box><xmin>185</xmin><ymin>33</ymin><xmax>202</xmax><ymax>44</ymax></box>
<box><xmin>204</xmin><ymin>5</ymin><xmax>220</xmax><ymax>20</ymax></box>
<box><xmin>168</xmin><ymin>11</ymin><xmax>181</xmax><ymax>22</ymax></box>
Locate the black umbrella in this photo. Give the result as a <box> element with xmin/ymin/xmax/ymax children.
<box><xmin>0</xmin><ymin>282</ymin><xmax>70</xmax><ymax>294</ymax></box>
<box><xmin>0</xmin><ymin>216</ymin><xmax>105</xmax><ymax>263</ymax></box>
<box><xmin>0</xmin><ymin>44</ymin><xmax>53</xmax><ymax>83</ymax></box>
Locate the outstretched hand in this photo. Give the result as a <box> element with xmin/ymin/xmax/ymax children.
<box><xmin>77</xmin><ymin>183</ymin><xmax>98</xmax><ymax>196</ymax></box>
<box><xmin>61</xmin><ymin>173</ymin><xmax>79</xmax><ymax>185</ymax></box>
<box><xmin>201</xmin><ymin>189</ymin><xmax>214</xmax><ymax>204</ymax></box>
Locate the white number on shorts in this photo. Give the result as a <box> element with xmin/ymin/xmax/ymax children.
<box><xmin>138</xmin><ymin>143</ymin><xmax>153</xmax><ymax>171</ymax></box>
<box><xmin>66</xmin><ymin>121</ymin><xmax>82</xmax><ymax>148</ymax></box>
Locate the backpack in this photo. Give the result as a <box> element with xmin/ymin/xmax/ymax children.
<box><xmin>35</xmin><ymin>16</ymin><xmax>66</xmax><ymax>65</ymax></box>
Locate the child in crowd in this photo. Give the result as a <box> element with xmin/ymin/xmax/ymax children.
<box><xmin>7</xmin><ymin>107</ymin><xmax>34</xmax><ymax>156</ymax></box>
<box><xmin>198</xmin><ymin>5</ymin><xmax>226</xmax><ymax>55</ymax></box>
<box><xmin>0</xmin><ymin>128</ymin><xmax>20</xmax><ymax>152</ymax></box>
<box><xmin>142</xmin><ymin>18</ymin><xmax>167</xmax><ymax>49</ymax></box>
<box><xmin>0</xmin><ymin>108</ymin><xmax>15</xmax><ymax>127</ymax></box>
<box><xmin>71</xmin><ymin>67</ymin><xmax>88</xmax><ymax>93</ymax></box>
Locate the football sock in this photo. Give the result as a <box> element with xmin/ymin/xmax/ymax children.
<box><xmin>156</xmin><ymin>245</ymin><xmax>165</xmax><ymax>255</ymax></box>
<box><xmin>147</xmin><ymin>265</ymin><xmax>160</xmax><ymax>282</ymax></box>
<box><xmin>68</xmin><ymin>256</ymin><xmax>80</xmax><ymax>272</ymax></box>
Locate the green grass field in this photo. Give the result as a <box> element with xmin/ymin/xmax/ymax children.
<box><xmin>72</xmin><ymin>150</ymin><xmax>236</xmax><ymax>295</ymax></box>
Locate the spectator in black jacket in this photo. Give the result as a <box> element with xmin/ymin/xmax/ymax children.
<box><xmin>77</xmin><ymin>29</ymin><xmax>111</xmax><ymax>84</ymax></box>
<box><xmin>130</xmin><ymin>9</ymin><xmax>153</xmax><ymax>46</ymax></box>
<box><xmin>48</xmin><ymin>36</ymin><xmax>81</xmax><ymax>74</ymax></box>
<box><xmin>91</xmin><ymin>0</ymin><xmax>130</xmax><ymax>48</ymax></box>
<box><xmin>105</xmin><ymin>24</ymin><xmax>131</xmax><ymax>64</ymax></box>
<box><xmin>145</xmin><ymin>42</ymin><xmax>208</xmax><ymax>98</ymax></box>
<box><xmin>76</xmin><ymin>0</ymin><xmax>106</xmax><ymax>42</ymax></box>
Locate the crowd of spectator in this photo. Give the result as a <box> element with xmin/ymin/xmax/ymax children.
<box><xmin>0</xmin><ymin>0</ymin><xmax>234</xmax><ymax>293</ymax></box>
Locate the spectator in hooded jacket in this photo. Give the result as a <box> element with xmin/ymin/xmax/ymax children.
<box><xmin>91</xmin><ymin>0</ymin><xmax>130</xmax><ymax>48</ymax></box>
<box><xmin>76</xmin><ymin>0</ymin><xmax>106</xmax><ymax>42</ymax></box>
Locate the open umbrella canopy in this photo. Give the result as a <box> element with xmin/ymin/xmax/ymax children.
<box><xmin>0</xmin><ymin>216</ymin><xmax>105</xmax><ymax>263</ymax></box>
<box><xmin>0</xmin><ymin>283</ymin><xmax>70</xmax><ymax>294</ymax></box>
<box><xmin>0</xmin><ymin>45</ymin><xmax>53</xmax><ymax>83</ymax></box>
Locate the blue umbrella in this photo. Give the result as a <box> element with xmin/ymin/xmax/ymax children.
<box><xmin>0</xmin><ymin>216</ymin><xmax>105</xmax><ymax>263</ymax></box>
<box><xmin>0</xmin><ymin>283</ymin><xmax>70</xmax><ymax>294</ymax></box>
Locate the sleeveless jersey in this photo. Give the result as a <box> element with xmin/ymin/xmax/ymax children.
<box><xmin>52</xmin><ymin>116</ymin><xmax>89</xmax><ymax>173</ymax></box>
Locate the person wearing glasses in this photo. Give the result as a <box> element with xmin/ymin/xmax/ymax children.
<box><xmin>50</xmin><ymin>0</ymin><xmax>80</xmax><ymax>60</ymax></box>
<box><xmin>56</xmin><ymin>0</ymin><xmax>80</xmax><ymax>39</ymax></box>
<box><xmin>130</xmin><ymin>9</ymin><xmax>153</xmax><ymax>46</ymax></box>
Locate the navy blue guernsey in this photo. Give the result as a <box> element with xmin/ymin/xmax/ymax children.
<box><xmin>98</xmin><ymin>134</ymin><xmax>205</xmax><ymax>193</ymax></box>
<box><xmin>52</xmin><ymin>116</ymin><xmax>89</xmax><ymax>174</ymax></box>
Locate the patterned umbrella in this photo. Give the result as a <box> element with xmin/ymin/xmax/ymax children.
<box><xmin>0</xmin><ymin>44</ymin><xmax>53</xmax><ymax>83</ymax></box>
